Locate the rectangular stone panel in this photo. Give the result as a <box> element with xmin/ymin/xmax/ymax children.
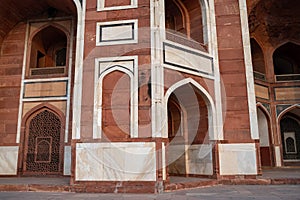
<box><xmin>275</xmin><ymin>87</ymin><xmax>300</xmax><ymax>101</ymax></box>
<box><xmin>187</xmin><ymin>144</ymin><xmax>213</xmax><ymax>175</ymax></box>
<box><xmin>163</xmin><ymin>42</ymin><xmax>214</xmax><ymax>76</ymax></box>
<box><xmin>0</xmin><ymin>146</ymin><xmax>19</xmax><ymax>175</ymax></box>
<box><xmin>105</xmin><ymin>0</ymin><xmax>131</xmax><ymax>7</ymax></box>
<box><xmin>64</xmin><ymin>146</ymin><xmax>71</xmax><ymax>176</ymax></box>
<box><xmin>96</xmin><ymin>20</ymin><xmax>138</xmax><ymax>46</ymax></box>
<box><xmin>219</xmin><ymin>143</ymin><xmax>257</xmax><ymax>175</ymax></box>
<box><xmin>23</xmin><ymin>81</ymin><xmax>67</xmax><ymax>98</ymax></box>
<box><xmin>75</xmin><ymin>142</ymin><xmax>156</xmax><ymax>181</ymax></box>
<box><xmin>97</xmin><ymin>0</ymin><xmax>137</xmax><ymax>11</ymax></box>
<box><xmin>254</xmin><ymin>84</ymin><xmax>269</xmax><ymax>99</ymax></box>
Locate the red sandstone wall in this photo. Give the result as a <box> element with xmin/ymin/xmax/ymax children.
<box><xmin>81</xmin><ymin>0</ymin><xmax>152</xmax><ymax>139</ymax></box>
<box><xmin>215</xmin><ymin>0</ymin><xmax>252</xmax><ymax>142</ymax></box>
<box><xmin>0</xmin><ymin>23</ymin><xmax>26</xmax><ymax>145</ymax></box>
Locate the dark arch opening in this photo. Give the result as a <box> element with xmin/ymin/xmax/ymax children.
<box><xmin>166</xmin><ymin>83</ymin><xmax>211</xmax><ymax>180</ymax></box>
<box><xmin>257</xmin><ymin>106</ymin><xmax>273</xmax><ymax>166</ymax></box>
<box><xmin>29</xmin><ymin>26</ymin><xmax>67</xmax><ymax>71</ymax></box>
<box><xmin>168</xmin><ymin>94</ymin><xmax>182</xmax><ymax>139</ymax></box>
<box><xmin>280</xmin><ymin>109</ymin><xmax>300</xmax><ymax>162</ymax></box>
<box><xmin>250</xmin><ymin>39</ymin><xmax>266</xmax><ymax>80</ymax></box>
<box><xmin>165</xmin><ymin>0</ymin><xmax>187</xmax><ymax>36</ymax></box>
<box><xmin>165</xmin><ymin>0</ymin><xmax>205</xmax><ymax>50</ymax></box>
<box><xmin>273</xmin><ymin>42</ymin><xmax>300</xmax><ymax>81</ymax></box>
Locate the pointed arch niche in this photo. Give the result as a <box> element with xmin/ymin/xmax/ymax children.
<box><xmin>20</xmin><ymin>104</ymin><xmax>65</xmax><ymax>176</ymax></box>
<box><xmin>273</xmin><ymin>42</ymin><xmax>300</xmax><ymax>81</ymax></box>
<box><xmin>93</xmin><ymin>56</ymin><xmax>138</xmax><ymax>139</ymax></box>
<box><xmin>163</xmin><ymin>78</ymin><xmax>217</xmax><ymax>179</ymax></box>
<box><xmin>26</xmin><ymin>23</ymin><xmax>71</xmax><ymax>78</ymax></box>
<box><xmin>250</xmin><ymin>38</ymin><xmax>266</xmax><ymax>80</ymax></box>
<box><xmin>164</xmin><ymin>0</ymin><xmax>209</xmax><ymax>51</ymax></box>
<box><xmin>257</xmin><ymin>104</ymin><xmax>273</xmax><ymax>166</ymax></box>
<box><xmin>278</xmin><ymin>105</ymin><xmax>300</xmax><ymax>164</ymax></box>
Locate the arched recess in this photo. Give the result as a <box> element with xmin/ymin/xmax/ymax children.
<box><xmin>165</xmin><ymin>0</ymin><xmax>190</xmax><ymax>37</ymax></box>
<box><xmin>273</xmin><ymin>42</ymin><xmax>300</xmax><ymax>81</ymax></box>
<box><xmin>164</xmin><ymin>78</ymin><xmax>216</xmax><ymax>139</ymax></box>
<box><xmin>256</xmin><ymin>103</ymin><xmax>273</xmax><ymax>166</ymax></box>
<box><xmin>164</xmin><ymin>0</ymin><xmax>209</xmax><ymax>48</ymax></box>
<box><xmin>0</xmin><ymin>0</ymin><xmax>80</xmax><ymax>50</ymax></box>
<box><xmin>278</xmin><ymin>105</ymin><xmax>300</xmax><ymax>165</ymax></box>
<box><xmin>26</xmin><ymin>23</ymin><xmax>70</xmax><ymax>77</ymax></box>
<box><xmin>94</xmin><ymin>63</ymin><xmax>138</xmax><ymax>139</ymax></box>
<box><xmin>167</xmin><ymin>95</ymin><xmax>188</xmax><ymax>139</ymax></box>
<box><xmin>250</xmin><ymin>38</ymin><xmax>266</xmax><ymax>79</ymax></box>
<box><xmin>164</xmin><ymin>78</ymin><xmax>216</xmax><ymax>178</ymax></box>
<box><xmin>20</xmin><ymin>103</ymin><xmax>65</xmax><ymax>176</ymax></box>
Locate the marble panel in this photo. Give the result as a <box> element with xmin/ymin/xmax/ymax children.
<box><xmin>75</xmin><ymin>142</ymin><xmax>156</xmax><ymax>181</ymax></box>
<box><xmin>0</xmin><ymin>146</ymin><xmax>19</xmax><ymax>175</ymax></box>
<box><xmin>76</xmin><ymin>144</ymin><xmax>104</xmax><ymax>181</ymax></box>
<box><xmin>96</xmin><ymin>20</ymin><xmax>138</xmax><ymax>46</ymax></box>
<box><xmin>275</xmin><ymin>146</ymin><xmax>282</xmax><ymax>167</ymax></box>
<box><xmin>97</xmin><ymin>0</ymin><xmax>137</xmax><ymax>11</ymax></box>
<box><xmin>187</xmin><ymin>144</ymin><xmax>213</xmax><ymax>175</ymax></box>
<box><xmin>219</xmin><ymin>143</ymin><xmax>257</xmax><ymax>175</ymax></box>
<box><xmin>64</xmin><ymin>146</ymin><xmax>71</xmax><ymax>175</ymax></box>
<box><xmin>124</xmin><ymin>146</ymin><xmax>156</xmax><ymax>181</ymax></box>
<box><xmin>163</xmin><ymin>42</ymin><xmax>213</xmax><ymax>75</ymax></box>
<box><xmin>257</xmin><ymin>108</ymin><xmax>270</xmax><ymax>147</ymax></box>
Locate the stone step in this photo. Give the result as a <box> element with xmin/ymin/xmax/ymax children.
<box><xmin>0</xmin><ymin>178</ymin><xmax>300</xmax><ymax>193</ymax></box>
<box><xmin>0</xmin><ymin>184</ymin><xmax>71</xmax><ymax>192</ymax></box>
<box><xmin>164</xmin><ymin>180</ymin><xmax>219</xmax><ymax>191</ymax></box>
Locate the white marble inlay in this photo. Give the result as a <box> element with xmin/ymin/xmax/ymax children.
<box><xmin>164</xmin><ymin>43</ymin><xmax>213</xmax><ymax>75</ymax></box>
<box><xmin>97</xmin><ymin>0</ymin><xmax>138</xmax><ymax>11</ymax></box>
<box><xmin>238</xmin><ymin>0</ymin><xmax>259</xmax><ymax>140</ymax></box>
<box><xmin>166</xmin><ymin>144</ymin><xmax>213</xmax><ymax>175</ymax></box>
<box><xmin>257</xmin><ymin>108</ymin><xmax>270</xmax><ymax>147</ymax></box>
<box><xmin>187</xmin><ymin>144</ymin><xmax>213</xmax><ymax>175</ymax></box>
<box><xmin>64</xmin><ymin>146</ymin><xmax>71</xmax><ymax>175</ymax></box>
<box><xmin>219</xmin><ymin>143</ymin><xmax>257</xmax><ymax>175</ymax></box>
<box><xmin>275</xmin><ymin>146</ymin><xmax>282</xmax><ymax>167</ymax></box>
<box><xmin>96</xmin><ymin>20</ymin><xmax>138</xmax><ymax>46</ymax></box>
<box><xmin>75</xmin><ymin>142</ymin><xmax>156</xmax><ymax>181</ymax></box>
<box><xmin>102</xmin><ymin>24</ymin><xmax>133</xmax><ymax>41</ymax></box>
<box><xmin>0</xmin><ymin>146</ymin><xmax>19</xmax><ymax>175</ymax></box>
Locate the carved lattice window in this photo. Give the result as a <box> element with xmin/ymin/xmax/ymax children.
<box><xmin>35</xmin><ymin>137</ymin><xmax>52</xmax><ymax>162</ymax></box>
<box><xmin>25</xmin><ymin>110</ymin><xmax>61</xmax><ymax>173</ymax></box>
<box><xmin>286</xmin><ymin>137</ymin><xmax>296</xmax><ymax>153</ymax></box>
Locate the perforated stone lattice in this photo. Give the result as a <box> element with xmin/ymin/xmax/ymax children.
<box><xmin>25</xmin><ymin>110</ymin><xmax>61</xmax><ymax>173</ymax></box>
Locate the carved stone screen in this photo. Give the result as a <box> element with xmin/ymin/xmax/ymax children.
<box><xmin>25</xmin><ymin>110</ymin><xmax>62</xmax><ymax>175</ymax></box>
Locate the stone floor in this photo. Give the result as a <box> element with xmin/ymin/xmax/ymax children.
<box><xmin>0</xmin><ymin>167</ymin><xmax>299</xmax><ymax>193</ymax></box>
<box><xmin>260</xmin><ymin>167</ymin><xmax>300</xmax><ymax>179</ymax></box>
<box><xmin>0</xmin><ymin>177</ymin><xmax>69</xmax><ymax>185</ymax></box>
<box><xmin>0</xmin><ymin>185</ymin><xmax>300</xmax><ymax>199</ymax></box>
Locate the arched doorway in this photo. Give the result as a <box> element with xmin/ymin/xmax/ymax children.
<box><xmin>257</xmin><ymin>106</ymin><xmax>273</xmax><ymax>166</ymax></box>
<box><xmin>28</xmin><ymin>25</ymin><xmax>68</xmax><ymax>77</ymax></box>
<box><xmin>167</xmin><ymin>94</ymin><xmax>188</xmax><ymax>175</ymax></box>
<box><xmin>273</xmin><ymin>42</ymin><xmax>300</xmax><ymax>81</ymax></box>
<box><xmin>164</xmin><ymin>0</ymin><xmax>205</xmax><ymax>50</ymax></box>
<box><xmin>279</xmin><ymin>107</ymin><xmax>300</xmax><ymax>165</ymax></box>
<box><xmin>23</xmin><ymin>107</ymin><xmax>64</xmax><ymax>176</ymax></box>
<box><xmin>250</xmin><ymin>38</ymin><xmax>266</xmax><ymax>80</ymax></box>
<box><xmin>165</xmin><ymin>80</ymin><xmax>214</xmax><ymax>179</ymax></box>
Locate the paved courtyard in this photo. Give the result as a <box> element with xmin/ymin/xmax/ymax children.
<box><xmin>0</xmin><ymin>185</ymin><xmax>300</xmax><ymax>200</ymax></box>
